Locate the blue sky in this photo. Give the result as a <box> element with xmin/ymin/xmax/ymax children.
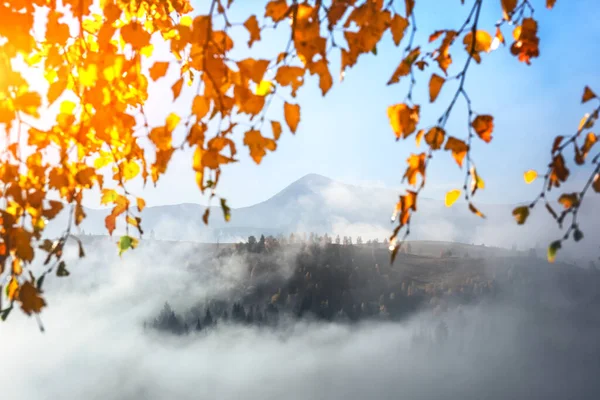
<box><xmin>128</xmin><ymin>0</ymin><xmax>600</xmax><ymax>209</ymax></box>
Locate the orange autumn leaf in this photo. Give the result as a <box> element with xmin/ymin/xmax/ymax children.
<box><xmin>284</xmin><ymin>102</ymin><xmax>300</xmax><ymax>133</ymax></box>
<box><xmin>192</xmin><ymin>96</ymin><xmax>211</xmax><ymax>120</ymax></box>
<box><xmin>469</xmin><ymin>203</ymin><xmax>485</xmax><ymax>218</ymax></box>
<box><xmin>244</xmin><ymin>15</ymin><xmax>261</xmax><ymax>47</ymax></box>
<box><xmin>390</xmin><ymin>14</ymin><xmax>409</xmax><ymax>46</ymax></box>
<box><xmin>403</xmin><ymin>153</ymin><xmax>426</xmax><ymax>186</ymax></box>
<box><xmin>388</xmin><ymin>103</ymin><xmax>420</xmax><ymax>140</ymax></box>
<box><xmin>429</xmin><ymin>74</ymin><xmax>445</xmax><ymax>102</ymax></box>
<box><xmin>18</xmin><ymin>281</ymin><xmax>47</xmax><ymax>315</ymax></box>
<box><xmin>244</xmin><ymin>129</ymin><xmax>277</xmax><ymax>164</ymax></box>
<box><xmin>171</xmin><ymin>77</ymin><xmax>184</xmax><ymax>100</ymax></box>
<box><xmin>405</xmin><ymin>0</ymin><xmax>415</xmax><ymax>17</ymax></box>
<box><xmin>593</xmin><ymin>174</ymin><xmax>600</xmax><ymax>193</ymax></box>
<box><xmin>510</xmin><ymin>18</ymin><xmax>540</xmax><ymax>65</ymax></box>
<box><xmin>415</xmin><ymin>129</ymin><xmax>425</xmax><ymax>147</ymax></box>
<box><xmin>472</xmin><ymin>115</ymin><xmax>494</xmax><ymax>143</ymax></box>
<box><xmin>271</xmin><ymin>121</ymin><xmax>283</xmax><ymax>140</ymax></box>
<box><xmin>546</xmin><ymin>0</ymin><xmax>557</xmax><ymax>9</ymax></box>
<box><xmin>275</xmin><ymin>66</ymin><xmax>305</xmax><ymax>97</ymax></box>
<box><xmin>388</xmin><ymin>47</ymin><xmax>420</xmax><ymax>85</ymax></box>
<box><xmin>501</xmin><ymin>0</ymin><xmax>517</xmax><ymax>20</ymax></box>
<box><xmin>582</xmin><ymin>86</ymin><xmax>597</xmax><ymax>103</ymax></box>
<box><xmin>463</xmin><ymin>30</ymin><xmax>493</xmax><ymax>63</ymax></box>
<box><xmin>425</xmin><ymin>127</ymin><xmax>446</xmax><ymax>150</ymax></box>
<box><xmin>444</xmin><ymin>136</ymin><xmax>469</xmax><ymax>167</ymax></box>
<box><xmin>137</xmin><ymin>198</ymin><xmax>146</xmax><ymax>212</ymax></box>
<box><xmin>149</xmin><ymin>61</ymin><xmax>169</xmax><ymax>81</ymax></box>
<box><xmin>265</xmin><ymin>0</ymin><xmax>289</xmax><ymax>22</ymax></box>
<box><xmin>308</xmin><ymin>59</ymin><xmax>333</xmax><ymax>96</ymax></box>
<box><xmin>121</xmin><ymin>21</ymin><xmax>151</xmax><ymax>49</ymax></box>
<box><xmin>238</xmin><ymin>58</ymin><xmax>270</xmax><ymax>84</ymax></box>
<box><xmin>435</xmin><ymin>30</ymin><xmax>457</xmax><ymax>74</ymax></box>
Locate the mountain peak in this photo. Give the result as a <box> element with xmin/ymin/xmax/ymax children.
<box><xmin>295</xmin><ymin>173</ymin><xmax>333</xmax><ymax>186</ymax></box>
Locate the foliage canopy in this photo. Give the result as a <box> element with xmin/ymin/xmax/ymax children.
<box><xmin>0</xmin><ymin>0</ymin><xmax>598</xmax><ymax>323</ymax></box>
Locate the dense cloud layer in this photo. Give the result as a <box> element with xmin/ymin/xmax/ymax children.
<box><xmin>3</xmin><ymin>239</ymin><xmax>600</xmax><ymax>400</ymax></box>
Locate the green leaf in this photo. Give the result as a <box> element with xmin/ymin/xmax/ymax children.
<box><xmin>220</xmin><ymin>198</ymin><xmax>231</xmax><ymax>222</ymax></box>
<box><xmin>512</xmin><ymin>206</ymin><xmax>530</xmax><ymax>225</ymax></box>
<box><xmin>0</xmin><ymin>306</ymin><xmax>13</xmax><ymax>321</ymax></box>
<box><xmin>37</xmin><ymin>274</ymin><xmax>46</xmax><ymax>290</ymax></box>
<box><xmin>56</xmin><ymin>261</ymin><xmax>70</xmax><ymax>277</ymax></box>
<box><xmin>118</xmin><ymin>235</ymin><xmax>138</xmax><ymax>256</ymax></box>
<box><xmin>547</xmin><ymin>240</ymin><xmax>561</xmax><ymax>263</ymax></box>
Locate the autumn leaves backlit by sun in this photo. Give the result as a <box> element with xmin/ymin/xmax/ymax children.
<box><xmin>0</xmin><ymin>0</ymin><xmax>597</xmax><ymax>322</ymax></box>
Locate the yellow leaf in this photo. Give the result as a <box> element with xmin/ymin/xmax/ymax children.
<box><xmin>429</xmin><ymin>74</ymin><xmax>445</xmax><ymax>102</ymax></box>
<box><xmin>582</xmin><ymin>86</ymin><xmax>597</xmax><ymax>103</ymax></box>
<box><xmin>149</xmin><ymin>61</ymin><xmax>169</xmax><ymax>81</ymax></box>
<box><xmin>12</xmin><ymin>258</ymin><xmax>22</xmax><ymax>276</ymax></box>
<box><xmin>256</xmin><ymin>80</ymin><xmax>274</xmax><ymax>96</ymax></box>
<box><xmin>523</xmin><ymin>170</ymin><xmax>537</xmax><ymax>184</ymax></box>
<box><xmin>445</xmin><ymin>189</ymin><xmax>461</xmax><ymax>207</ymax></box>
<box><xmin>166</xmin><ymin>113</ymin><xmax>180</xmax><ymax>132</ymax></box>
<box><xmin>472</xmin><ymin>115</ymin><xmax>494</xmax><ymax>143</ymax></box>
<box><xmin>60</xmin><ymin>100</ymin><xmax>76</xmax><ymax>115</ymax></box>
<box><xmin>244</xmin><ymin>15</ymin><xmax>261</xmax><ymax>47</ymax></box>
<box><xmin>122</xmin><ymin>160</ymin><xmax>140</xmax><ymax>181</ymax></box>
<box><xmin>6</xmin><ymin>276</ymin><xmax>19</xmax><ymax>301</ymax></box>
<box><xmin>101</xmin><ymin>189</ymin><xmax>118</xmax><ymax>204</ymax></box>
<box><xmin>284</xmin><ymin>102</ymin><xmax>300</xmax><ymax>133</ymax></box>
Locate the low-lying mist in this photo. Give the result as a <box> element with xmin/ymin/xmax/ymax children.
<box><xmin>2</xmin><ymin>238</ymin><xmax>600</xmax><ymax>400</ymax></box>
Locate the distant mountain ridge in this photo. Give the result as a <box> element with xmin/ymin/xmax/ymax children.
<box><xmin>44</xmin><ymin>173</ymin><xmax>600</xmax><ymax>261</ymax></box>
